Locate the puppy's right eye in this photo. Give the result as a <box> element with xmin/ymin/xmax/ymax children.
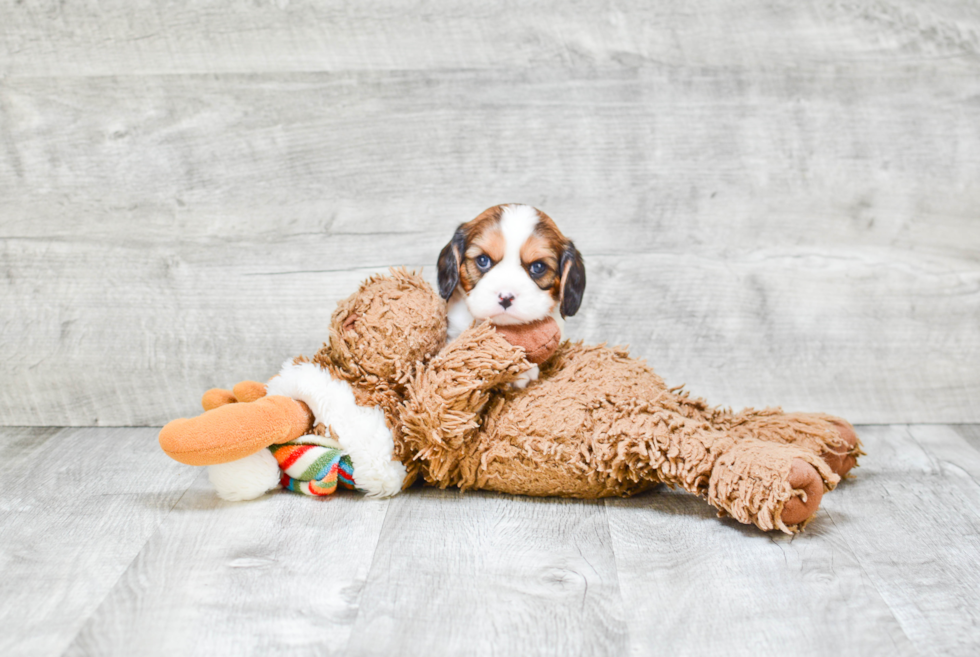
<box><xmin>475</xmin><ymin>254</ymin><xmax>492</xmax><ymax>271</ymax></box>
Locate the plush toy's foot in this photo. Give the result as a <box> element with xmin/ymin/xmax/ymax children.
<box><xmin>708</xmin><ymin>440</ymin><xmax>838</xmax><ymax>533</ymax></box>
<box><xmin>160</xmin><ymin>395</ymin><xmax>315</xmax><ymax>466</ymax></box>
<box><xmin>823</xmin><ymin>418</ymin><xmax>860</xmax><ymax>477</ymax></box>
<box><xmin>725</xmin><ymin>410</ymin><xmax>863</xmax><ymax>478</ymax></box>
<box><xmin>781</xmin><ymin>459</ymin><xmax>824</xmax><ymax>526</ymax></box>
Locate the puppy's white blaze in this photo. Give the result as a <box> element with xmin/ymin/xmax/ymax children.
<box><xmin>500</xmin><ymin>204</ymin><xmax>539</xmax><ymax>264</ymax></box>
<box><xmin>464</xmin><ymin>204</ymin><xmax>556</xmax><ymax>327</ymax></box>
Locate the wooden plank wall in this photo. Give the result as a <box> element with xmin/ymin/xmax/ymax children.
<box><xmin>1</xmin><ymin>1</ymin><xmax>978</xmax><ymax>426</ymax></box>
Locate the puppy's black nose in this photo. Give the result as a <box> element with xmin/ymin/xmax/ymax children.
<box><xmin>498</xmin><ymin>294</ymin><xmax>515</xmax><ymax>310</ymax></box>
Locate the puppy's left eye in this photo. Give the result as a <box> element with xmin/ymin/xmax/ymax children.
<box><xmin>529</xmin><ymin>261</ymin><xmax>547</xmax><ymax>277</ymax></box>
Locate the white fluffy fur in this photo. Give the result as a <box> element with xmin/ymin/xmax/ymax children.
<box><xmin>265</xmin><ymin>360</ymin><xmax>406</xmax><ymax>497</ymax></box>
<box><xmin>446</xmin><ymin>288</ymin><xmax>475</xmax><ymax>342</ymax></box>
<box><xmin>208</xmin><ymin>449</ymin><xmax>281</xmax><ymax>502</ymax></box>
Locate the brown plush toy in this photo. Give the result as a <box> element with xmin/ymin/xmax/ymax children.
<box><xmin>159</xmin><ymin>269</ymin><xmax>861</xmax><ymax>533</ymax></box>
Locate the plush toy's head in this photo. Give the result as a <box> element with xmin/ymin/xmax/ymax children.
<box><xmin>321</xmin><ymin>269</ymin><xmax>449</xmax><ymax>386</ymax></box>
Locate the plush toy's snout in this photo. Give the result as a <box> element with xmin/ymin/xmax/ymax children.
<box><xmin>493</xmin><ymin>317</ymin><xmax>562</xmax><ymax>364</ymax></box>
<box><xmin>159</xmin><ymin>394</ymin><xmax>314</xmax><ymax>466</ymax></box>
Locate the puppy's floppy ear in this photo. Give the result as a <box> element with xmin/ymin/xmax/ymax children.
<box><xmin>437</xmin><ymin>225</ymin><xmax>467</xmax><ymax>300</ymax></box>
<box><xmin>559</xmin><ymin>241</ymin><xmax>586</xmax><ymax>318</ymax></box>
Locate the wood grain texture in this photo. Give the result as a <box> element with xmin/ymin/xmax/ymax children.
<box><xmin>1</xmin><ymin>3</ymin><xmax>979</xmax><ymax>425</ymax></box>
<box><xmin>604</xmin><ymin>491</ymin><xmax>916</xmax><ymax>656</ymax></box>
<box><xmin>822</xmin><ymin>424</ymin><xmax>980</xmax><ymax>657</ymax></box>
<box><xmin>64</xmin><ymin>471</ymin><xmax>391</xmax><ymax>657</ymax></box>
<box><xmin>1</xmin><ymin>1</ymin><xmax>978</xmax><ymax>76</ymax></box>
<box><xmin>605</xmin><ymin>424</ymin><xmax>980</xmax><ymax>656</ymax></box>
<box><xmin>3</xmin><ymin>426</ymin><xmax>980</xmax><ymax>656</ymax></box>
<box><xmin>955</xmin><ymin>423</ymin><xmax>980</xmax><ymax>451</ymax></box>
<box><xmin>3</xmin><ymin>241</ymin><xmax>976</xmax><ymax>426</ymax></box>
<box><xmin>1</xmin><ymin>66</ymin><xmax>977</xmax><ymax>425</ymax></box>
<box><xmin>346</xmin><ymin>487</ymin><xmax>628</xmax><ymax>657</ymax></box>
<box><xmin>0</xmin><ymin>426</ymin><xmax>199</xmax><ymax>657</ymax></box>
<box><xmin>3</xmin><ymin>68</ymin><xmax>979</xmax><ymax>243</ymax></box>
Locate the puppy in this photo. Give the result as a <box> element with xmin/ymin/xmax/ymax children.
<box><xmin>437</xmin><ymin>204</ymin><xmax>586</xmax><ymax>387</ymax></box>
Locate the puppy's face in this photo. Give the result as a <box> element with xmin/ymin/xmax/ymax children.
<box><xmin>437</xmin><ymin>204</ymin><xmax>586</xmax><ymax>325</ymax></box>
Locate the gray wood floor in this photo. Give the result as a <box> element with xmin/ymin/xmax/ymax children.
<box><xmin>2</xmin><ymin>425</ymin><xmax>978</xmax><ymax>657</ymax></box>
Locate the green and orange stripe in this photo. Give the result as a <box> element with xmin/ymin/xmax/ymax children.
<box><xmin>269</xmin><ymin>441</ymin><xmax>356</xmax><ymax>497</ymax></box>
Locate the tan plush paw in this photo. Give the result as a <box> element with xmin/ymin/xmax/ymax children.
<box><xmin>780</xmin><ymin>459</ymin><xmax>824</xmax><ymax>526</ymax></box>
<box><xmin>822</xmin><ymin>418</ymin><xmax>861</xmax><ymax>477</ymax></box>
<box><xmin>709</xmin><ymin>440</ymin><xmax>837</xmax><ymax>533</ymax></box>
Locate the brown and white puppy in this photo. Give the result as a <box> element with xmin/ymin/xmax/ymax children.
<box><xmin>437</xmin><ymin>204</ymin><xmax>586</xmax><ymax>386</ymax></box>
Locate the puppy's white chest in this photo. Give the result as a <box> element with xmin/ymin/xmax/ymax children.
<box><xmin>446</xmin><ymin>293</ymin><xmax>475</xmax><ymax>342</ymax></box>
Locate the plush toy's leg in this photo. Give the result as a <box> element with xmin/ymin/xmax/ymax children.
<box><xmin>580</xmin><ymin>401</ymin><xmax>838</xmax><ymax>532</ymax></box>
<box><xmin>720</xmin><ymin>409</ymin><xmax>863</xmax><ymax>477</ymax></box>
<box><xmin>708</xmin><ymin>439</ymin><xmax>837</xmax><ymax>532</ymax></box>
<box><xmin>159</xmin><ymin>395</ymin><xmax>315</xmax><ymax>466</ymax></box>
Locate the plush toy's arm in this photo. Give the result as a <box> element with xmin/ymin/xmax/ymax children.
<box><xmin>400</xmin><ymin>322</ymin><xmax>530</xmax><ymax>487</ymax></box>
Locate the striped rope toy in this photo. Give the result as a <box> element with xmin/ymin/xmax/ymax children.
<box><xmin>269</xmin><ymin>440</ymin><xmax>356</xmax><ymax>497</ymax></box>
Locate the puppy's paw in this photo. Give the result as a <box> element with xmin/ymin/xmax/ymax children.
<box><xmin>510</xmin><ymin>364</ymin><xmax>540</xmax><ymax>389</ymax></box>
